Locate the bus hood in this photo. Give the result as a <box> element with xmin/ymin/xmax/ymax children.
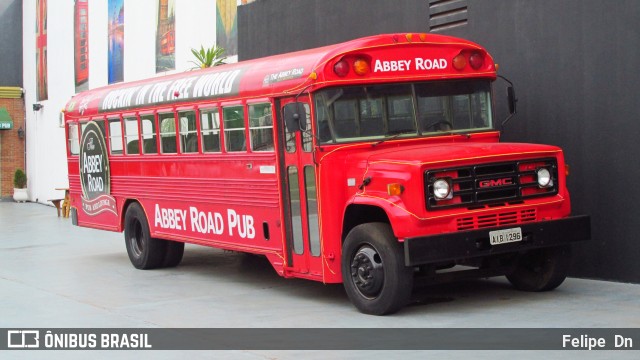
<box><xmin>361</xmin><ymin>141</ymin><xmax>563</xmax><ymax>167</ymax></box>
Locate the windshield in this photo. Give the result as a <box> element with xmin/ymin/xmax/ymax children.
<box><xmin>314</xmin><ymin>80</ymin><xmax>492</xmax><ymax>144</ymax></box>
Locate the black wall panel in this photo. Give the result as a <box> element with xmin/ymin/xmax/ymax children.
<box><xmin>238</xmin><ymin>0</ymin><xmax>640</xmax><ymax>283</ymax></box>
<box><xmin>238</xmin><ymin>0</ymin><xmax>428</xmax><ymax>60</ymax></box>
<box><xmin>441</xmin><ymin>0</ymin><xmax>640</xmax><ymax>283</ymax></box>
<box><xmin>0</xmin><ymin>0</ymin><xmax>23</xmax><ymax>87</ymax></box>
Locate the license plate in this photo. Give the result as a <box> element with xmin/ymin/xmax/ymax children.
<box><xmin>489</xmin><ymin>227</ymin><xmax>523</xmax><ymax>245</ymax></box>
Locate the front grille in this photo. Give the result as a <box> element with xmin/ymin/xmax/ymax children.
<box><xmin>425</xmin><ymin>159</ymin><xmax>558</xmax><ymax>210</ymax></box>
<box><xmin>456</xmin><ymin>208</ymin><xmax>537</xmax><ymax>231</ymax></box>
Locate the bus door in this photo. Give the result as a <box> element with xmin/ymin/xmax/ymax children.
<box><xmin>278</xmin><ymin>96</ymin><xmax>322</xmax><ymax>276</ymax></box>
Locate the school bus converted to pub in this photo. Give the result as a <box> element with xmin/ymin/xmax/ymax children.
<box><xmin>64</xmin><ymin>33</ymin><xmax>590</xmax><ymax>315</ymax></box>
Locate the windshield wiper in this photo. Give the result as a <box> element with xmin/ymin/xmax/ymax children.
<box><xmin>440</xmin><ymin>131</ymin><xmax>472</xmax><ymax>139</ymax></box>
<box><xmin>372</xmin><ymin>129</ymin><xmax>416</xmax><ymax>147</ymax></box>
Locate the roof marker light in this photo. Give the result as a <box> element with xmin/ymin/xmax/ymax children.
<box><xmin>469</xmin><ymin>51</ymin><xmax>484</xmax><ymax>70</ymax></box>
<box><xmin>453</xmin><ymin>54</ymin><xmax>467</xmax><ymax>71</ymax></box>
<box><xmin>353</xmin><ymin>59</ymin><xmax>370</xmax><ymax>76</ymax></box>
<box><xmin>334</xmin><ymin>60</ymin><xmax>349</xmax><ymax>77</ymax></box>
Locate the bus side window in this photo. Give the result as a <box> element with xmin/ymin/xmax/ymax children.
<box><xmin>68</xmin><ymin>123</ymin><xmax>80</xmax><ymax>155</ymax></box>
<box><xmin>124</xmin><ymin>116</ymin><xmax>140</xmax><ymax>155</ymax></box>
<box><xmin>248</xmin><ymin>103</ymin><xmax>273</xmax><ymax>152</ymax></box>
<box><xmin>159</xmin><ymin>112</ymin><xmax>177</xmax><ymax>154</ymax></box>
<box><xmin>178</xmin><ymin>110</ymin><xmax>198</xmax><ymax>153</ymax></box>
<box><xmin>108</xmin><ymin>117</ymin><xmax>123</xmax><ymax>155</ymax></box>
<box><xmin>200</xmin><ymin>108</ymin><xmax>220</xmax><ymax>152</ymax></box>
<box><xmin>140</xmin><ymin>114</ymin><xmax>157</xmax><ymax>154</ymax></box>
<box><xmin>223</xmin><ymin>106</ymin><xmax>246</xmax><ymax>152</ymax></box>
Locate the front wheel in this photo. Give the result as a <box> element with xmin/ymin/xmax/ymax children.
<box><xmin>506</xmin><ymin>245</ymin><xmax>571</xmax><ymax>291</ymax></box>
<box><xmin>342</xmin><ymin>223</ymin><xmax>413</xmax><ymax>315</ymax></box>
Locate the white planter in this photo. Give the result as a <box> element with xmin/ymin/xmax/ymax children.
<box><xmin>13</xmin><ymin>188</ymin><xmax>28</xmax><ymax>202</ymax></box>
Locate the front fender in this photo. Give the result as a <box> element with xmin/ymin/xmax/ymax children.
<box><xmin>350</xmin><ymin>191</ymin><xmax>420</xmax><ymax>240</ymax></box>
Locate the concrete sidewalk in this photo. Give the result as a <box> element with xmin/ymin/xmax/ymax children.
<box><xmin>0</xmin><ymin>202</ymin><xmax>638</xmax><ymax>359</ymax></box>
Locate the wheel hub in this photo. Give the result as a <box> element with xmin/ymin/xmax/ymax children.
<box><xmin>130</xmin><ymin>220</ymin><xmax>144</xmax><ymax>258</ymax></box>
<box><xmin>350</xmin><ymin>246</ymin><xmax>384</xmax><ymax>298</ymax></box>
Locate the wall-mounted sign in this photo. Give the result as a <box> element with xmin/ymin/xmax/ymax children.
<box><xmin>0</xmin><ymin>108</ymin><xmax>13</xmax><ymax>130</ymax></box>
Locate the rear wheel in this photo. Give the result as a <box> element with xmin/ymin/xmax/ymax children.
<box><xmin>506</xmin><ymin>245</ymin><xmax>571</xmax><ymax>291</ymax></box>
<box><xmin>342</xmin><ymin>223</ymin><xmax>413</xmax><ymax>315</ymax></box>
<box><xmin>162</xmin><ymin>240</ymin><xmax>185</xmax><ymax>268</ymax></box>
<box><xmin>124</xmin><ymin>203</ymin><xmax>167</xmax><ymax>269</ymax></box>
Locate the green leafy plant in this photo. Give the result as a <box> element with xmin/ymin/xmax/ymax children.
<box><xmin>13</xmin><ymin>169</ymin><xmax>27</xmax><ymax>189</ymax></box>
<box><xmin>190</xmin><ymin>45</ymin><xmax>227</xmax><ymax>69</ymax></box>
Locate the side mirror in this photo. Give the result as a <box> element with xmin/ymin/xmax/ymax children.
<box><xmin>283</xmin><ymin>102</ymin><xmax>307</xmax><ymax>132</ymax></box>
<box><xmin>497</xmin><ymin>76</ymin><xmax>518</xmax><ymax>131</ymax></box>
<box><xmin>507</xmin><ymin>86</ymin><xmax>517</xmax><ymax>114</ymax></box>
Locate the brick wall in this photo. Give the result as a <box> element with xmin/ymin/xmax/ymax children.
<box><xmin>0</xmin><ymin>97</ymin><xmax>26</xmax><ymax>198</ymax></box>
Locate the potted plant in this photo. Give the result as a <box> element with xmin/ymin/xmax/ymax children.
<box><xmin>190</xmin><ymin>45</ymin><xmax>226</xmax><ymax>69</ymax></box>
<box><xmin>13</xmin><ymin>169</ymin><xmax>28</xmax><ymax>202</ymax></box>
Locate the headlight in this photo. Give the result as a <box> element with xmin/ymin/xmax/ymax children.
<box><xmin>536</xmin><ymin>168</ymin><xmax>553</xmax><ymax>187</ymax></box>
<box><xmin>433</xmin><ymin>179</ymin><xmax>452</xmax><ymax>200</ymax></box>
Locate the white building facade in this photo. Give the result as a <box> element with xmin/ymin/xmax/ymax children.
<box><xmin>22</xmin><ymin>0</ymin><xmax>242</xmax><ymax>204</ymax></box>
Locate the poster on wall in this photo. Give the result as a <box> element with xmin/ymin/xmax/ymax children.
<box><xmin>156</xmin><ymin>0</ymin><xmax>176</xmax><ymax>73</ymax></box>
<box><xmin>36</xmin><ymin>0</ymin><xmax>48</xmax><ymax>101</ymax></box>
<box><xmin>108</xmin><ymin>0</ymin><xmax>124</xmax><ymax>84</ymax></box>
<box><xmin>216</xmin><ymin>0</ymin><xmax>238</xmax><ymax>57</ymax></box>
<box><xmin>74</xmin><ymin>0</ymin><xmax>89</xmax><ymax>93</ymax></box>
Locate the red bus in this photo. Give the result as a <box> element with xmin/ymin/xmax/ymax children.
<box><xmin>74</xmin><ymin>0</ymin><xmax>89</xmax><ymax>86</ymax></box>
<box><xmin>64</xmin><ymin>33</ymin><xmax>590</xmax><ymax>315</ymax></box>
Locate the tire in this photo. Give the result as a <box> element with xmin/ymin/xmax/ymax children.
<box><xmin>342</xmin><ymin>223</ymin><xmax>413</xmax><ymax>315</ymax></box>
<box><xmin>162</xmin><ymin>240</ymin><xmax>185</xmax><ymax>268</ymax></box>
<box><xmin>124</xmin><ymin>203</ymin><xmax>167</xmax><ymax>269</ymax></box>
<box><xmin>506</xmin><ymin>245</ymin><xmax>571</xmax><ymax>291</ymax></box>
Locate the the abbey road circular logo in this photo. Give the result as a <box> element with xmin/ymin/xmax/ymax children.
<box><xmin>79</xmin><ymin>121</ymin><xmax>117</xmax><ymax>216</ymax></box>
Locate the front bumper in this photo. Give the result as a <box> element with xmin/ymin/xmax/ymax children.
<box><xmin>404</xmin><ymin>215</ymin><xmax>591</xmax><ymax>266</ymax></box>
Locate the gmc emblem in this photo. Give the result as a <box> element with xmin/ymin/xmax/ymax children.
<box><xmin>479</xmin><ymin>178</ymin><xmax>514</xmax><ymax>188</ymax></box>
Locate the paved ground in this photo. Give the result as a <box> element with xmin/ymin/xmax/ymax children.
<box><xmin>1</xmin><ymin>202</ymin><xmax>638</xmax><ymax>359</ymax></box>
